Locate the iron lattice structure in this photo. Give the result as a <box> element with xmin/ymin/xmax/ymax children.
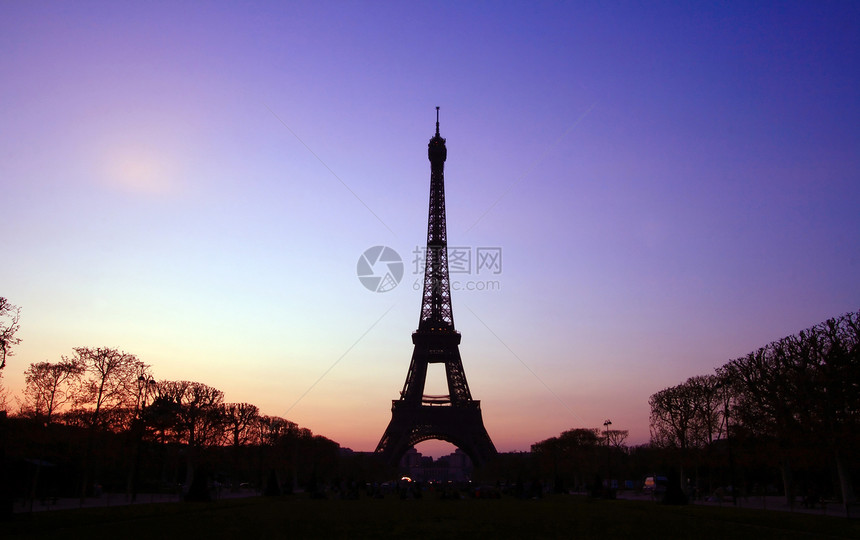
<box><xmin>376</xmin><ymin>108</ymin><xmax>497</xmax><ymax>467</ymax></box>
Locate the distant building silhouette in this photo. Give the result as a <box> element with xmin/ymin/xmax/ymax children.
<box><xmin>399</xmin><ymin>448</ymin><xmax>473</xmax><ymax>483</ymax></box>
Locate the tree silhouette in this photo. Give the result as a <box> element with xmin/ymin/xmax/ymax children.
<box><xmin>532</xmin><ymin>428</ymin><xmax>603</xmax><ymax>493</ymax></box>
<box><xmin>68</xmin><ymin>347</ymin><xmax>145</xmax><ymax>500</ymax></box>
<box><xmin>73</xmin><ymin>347</ymin><xmax>146</xmax><ymax>430</ymax></box>
<box><xmin>222</xmin><ymin>402</ymin><xmax>259</xmax><ymax>448</ymax></box>
<box><xmin>153</xmin><ymin>380</ymin><xmax>225</xmax><ymax>500</ymax></box>
<box><xmin>23</xmin><ymin>357</ymin><xmax>84</xmax><ymax>423</ymax></box>
<box><xmin>720</xmin><ymin>310</ymin><xmax>860</xmax><ymax>508</ymax></box>
<box><xmin>649</xmin><ymin>383</ymin><xmax>698</xmax><ymax>451</ymax></box>
<box><xmin>0</xmin><ymin>298</ymin><xmax>21</xmax><ymax>371</ymax></box>
<box><xmin>0</xmin><ymin>297</ymin><xmax>19</xmax><ymax>519</ymax></box>
<box><xmin>222</xmin><ymin>403</ymin><xmax>259</xmax><ymax>491</ymax></box>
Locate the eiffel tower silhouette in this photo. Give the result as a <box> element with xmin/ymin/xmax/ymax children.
<box><xmin>375</xmin><ymin>108</ymin><xmax>497</xmax><ymax>466</ymax></box>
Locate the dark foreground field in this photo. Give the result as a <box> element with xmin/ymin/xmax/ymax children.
<box><xmin>3</xmin><ymin>494</ymin><xmax>858</xmax><ymax>539</ymax></box>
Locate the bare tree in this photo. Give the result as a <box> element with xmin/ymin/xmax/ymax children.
<box><xmin>153</xmin><ymin>380</ymin><xmax>225</xmax><ymax>499</ymax></box>
<box><xmin>253</xmin><ymin>415</ymin><xmax>297</xmax><ymax>446</ymax></box>
<box><xmin>73</xmin><ymin>347</ymin><xmax>146</xmax><ymax>431</ymax></box>
<box><xmin>722</xmin><ymin>342</ymin><xmax>808</xmax><ymax>505</ymax></box>
<box><xmin>160</xmin><ymin>380</ymin><xmax>225</xmax><ymax>449</ymax></box>
<box><xmin>65</xmin><ymin>347</ymin><xmax>147</xmax><ymax>501</ymax></box>
<box><xmin>252</xmin><ymin>415</ymin><xmax>299</xmax><ymax>493</ymax></box>
<box><xmin>0</xmin><ymin>298</ymin><xmax>21</xmax><ymax>371</ymax></box>
<box><xmin>145</xmin><ymin>382</ymin><xmax>184</xmax><ymax>444</ymax></box>
<box><xmin>223</xmin><ymin>402</ymin><xmax>260</xmax><ymax>448</ymax></box>
<box><xmin>532</xmin><ymin>428</ymin><xmax>604</xmax><ymax>492</ymax></box>
<box><xmin>649</xmin><ymin>374</ymin><xmax>725</xmax><ymax>450</ymax></box>
<box><xmin>649</xmin><ymin>379</ymin><xmax>708</xmax><ymax>497</ymax></box>
<box><xmin>604</xmin><ymin>429</ymin><xmax>630</xmax><ymax>449</ymax></box>
<box><xmin>222</xmin><ymin>403</ymin><xmax>259</xmax><ymax>491</ymax></box>
<box><xmin>813</xmin><ymin>312</ymin><xmax>860</xmax><ymax>507</ymax></box>
<box><xmin>23</xmin><ymin>357</ymin><xmax>84</xmax><ymax>423</ymax></box>
<box><xmin>649</xmin><ymin>383</ymin><xmax>698</xmax><ymax>451</ymax></box>
<box><xmin>721</xmin><ymin>310</ymin><xmax>860</xmax><ymax>508</ymax></box>
<box><xmin>686</xmin><ymin>374</ymin><xmax>724</xmax><ymax>446</ymax></box>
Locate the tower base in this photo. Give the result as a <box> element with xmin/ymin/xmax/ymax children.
<box><xmin>376</xmin><ymin>400</ymin><xmax>497</xmax><ymax>467</ymax></box>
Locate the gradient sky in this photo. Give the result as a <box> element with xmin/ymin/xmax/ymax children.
<box><xmin>2</xmin><ymin>1</ymin><xmax>858</xmax><ymax>457</ymax></box>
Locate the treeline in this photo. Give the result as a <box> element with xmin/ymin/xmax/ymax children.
<box><xmin>648</xmin><ymin>310</ymin><xmax>859</xmax><ymax>506</ymax></box>
<box><xmin>6</xmin><ymin>346</ymin><xmax>350</xmax><ymax>502</ymax></box>
<box><xmin>485</xmin><ymin>427</ymin><xmax>685</xmax><ymax>502</ymax></box>
<box><xmin>528</xmin><ymin>427</ymin><xmax>629</xmax><ymax>494</ymax></box>
<box><xmin>2</xmin><ymin>299</ymin><xmax>857</xmax><ymax>507</ymax></box>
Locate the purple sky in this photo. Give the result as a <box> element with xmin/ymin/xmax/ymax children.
<box><xmin>2</xmin><ymin>1</ymin><xmax>858</xmax><ymax>457</ymax></box>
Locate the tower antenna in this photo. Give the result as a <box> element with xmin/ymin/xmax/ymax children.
<box><xmin>435</xmin><ymin>106</ymin><xmax>440</xmax><ymax>136</ymax></box>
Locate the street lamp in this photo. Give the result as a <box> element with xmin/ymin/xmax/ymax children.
<box><xmin>137</xmin><ymin>375</ymin><xmax>156</xmax><ymax>416</ymax></box>
<box><xmin>604</xmin><ymin>419</ymin><xmax>612</xmax><ymax>496</ymax></box>
<box><xmin>131</xmin><ymin>375</ymin><xmax>156</xmax><ymax>502</ymax></box>
<box><xmin>714</xmin><ymin>377</ymin><xmax>737</xmax><ymax>506</ymax></box>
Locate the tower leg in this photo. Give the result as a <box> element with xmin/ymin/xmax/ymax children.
<box><xmin>376</xmin><ymin>402</ymin><xmax>496</xmax><ymax>467</ymax></box>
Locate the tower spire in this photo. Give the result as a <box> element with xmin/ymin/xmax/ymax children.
<box><xmin>422</xmin><ymin>106</ymin><xmax>451</xmax><ymax>330</ymax></box>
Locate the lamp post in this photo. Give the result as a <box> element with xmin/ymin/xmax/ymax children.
<box><xmin>714</xmin><ymin>377</ymin><xmax>737</xmax><ymax>506</ymax></box>
<box><xmin>604</xmin><ymin>419</ymin><xmax>612</xmax><ymax>496</ymax></box>
<box><xmin>722</xmin><ymin>389</ymin><xmax>737</xmax><ymax>506</ymax></box>
<box><xmin>130</xmin><ymin>375</ymin><xmax>156</xmax><ymax>502</ymax></box>
<box><xmin>137</xmin><ymin>375</ymin><xmax>156</xmax><ymax>414</ymax></box>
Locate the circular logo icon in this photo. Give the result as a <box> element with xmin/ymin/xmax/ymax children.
<box><xmin>357</xmin><ymin>246</ymin><xmax>404</xmax><ymax>293</ymax></box>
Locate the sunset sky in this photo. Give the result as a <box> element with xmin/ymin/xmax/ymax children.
<box><xmin>2</xmin><ymin>1</ymin><xmax>858</xmax><ymax>457</ymax></box>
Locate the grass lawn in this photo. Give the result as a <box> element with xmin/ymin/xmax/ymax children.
<box><xmin>3</xmin><ymin>494</ymin><xmax>858</xmax><ymax>539</ymax></box>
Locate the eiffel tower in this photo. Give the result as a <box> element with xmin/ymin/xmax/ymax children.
<box><xmin>376</xmin><ymin>108</ymin><xmax>497</xmax><ymax>467</ymax></box>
